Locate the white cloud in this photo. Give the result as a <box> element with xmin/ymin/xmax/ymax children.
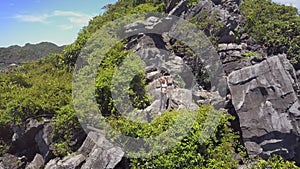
<box><xmin>58</xmin><ymin>24</ymin><xmax>74</xmax><ymax>30</ymax></box>
<box><xmin>14</xmin><ymin>10</ymin><xmax>93</xmax><ymax>25</ymax></box>
<box><xmin>53</xmin><ymin>10</ymin><xmax>93</xmax><ymax>24</ymax></box>
<box><xmin>14</xmin><ymin>14</ymin><xmax>49</xmax><ymax>23</ymax></box>
<box><xmin>53</xmin><ymin>10</ymin><xmax>84</xmax><ymax>17</ymax></box>
<box><xmin>68</xmin><ymin>16</ymin><xmax>92</xmax><ymax>24</ymax></box>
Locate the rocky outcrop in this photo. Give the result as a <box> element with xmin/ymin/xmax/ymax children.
<box><xmin>42</xmin><ymin>132</ymin><xmax>126</xmax><ymax>169</ymax></box>
<box><xmin>183</xmin><ymin>0</ymin><xmax>300</xmax><ymax>164</ymax></box>
<box><xmin>44</xmin><ymin>154</ymin><xmax>85</xmax><ymax>169</ymax></box>
<box><xmin>186</xmin><ymin>0</ymin><xmax>243</xmax><ymax>43</ymax></box>
<box><xmin>80</xmin><ymin>132</ymin><xmax>124</xmax><ymax>169</ymax></box>
<box><xmin>4</xmin><ymin>0</ymin><xmax>300</xmax><ymax>168</ymax></box>
<box><xmin>185</xmin><ymin>0</ymin><xmax>267</xmax><ymax>74</ymax></box>
<box><xmin>122</xmin><ymin>9</ymin><xmax>205</xmax><ymax>122</ymax></box>
<box><xmin>168</xmin><ymin>0</ymin><xmax>188</xmax><ymax>17</ymax></box>
<box><xmin>0</xmin><ymin>153</ymin><xmax>26</xmax><ymax>169</ymax></box>
<box><xmin>3</xmin><ymin>116</ymin><xmax>88</xmax><ymax>168</ymax></box>
<box><xmin>10</xmin><ymin>119</ymin><xmax>51</xmax><ymax>161</ymax></box>
<box><xmin>165</xmin><ymin>0</ymin><xmax>181</xmax><ymax>13</ymax></box>
<box><xmin>25</xmin><ymin>154</ymin><xmax>44</xmax><ymax>169</ymax></box>
<box><xmin>34</xmin><ymin>123</ymin><xmax>53</xmax><ymax>162</ymax></box>
<box><xmin>228</xmin><ymin>54</ymin><xmax>300</xmax><ymax>162</ymax></box>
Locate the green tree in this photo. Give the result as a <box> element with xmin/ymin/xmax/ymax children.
<box><xmin>241</xmin><ymin>0</ymin><xmax>300</xmax><ymax>67</ymax></box>
<box><xmin>254</xmin><ymin>155</ymin><xmax>300</xmax><ymax>169</ymax></box>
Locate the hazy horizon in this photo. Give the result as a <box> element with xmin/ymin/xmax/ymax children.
<box><xmin>0</xmin><ymin>0</ymin><xmax>299</xmax><ymax>48</ymax></box>
<box><xmin>0</xmin><ymin>0</ymin><xmax>117</xmax><ymax>48</ymax></box>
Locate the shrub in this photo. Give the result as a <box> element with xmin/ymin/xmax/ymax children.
<box><xmin>105</xmin><ymin>106</ymin><xmax>242</xmax><ymax>168</ymax></box>
<box><xmin>253</xmin><ymin>155</ymin><xmax>300</xmax><ymax>169</ymax></box>
<box><xmin>241</xmin><ymin>0</ymin><xmax>300</xmax><ymax>67</ymax></box>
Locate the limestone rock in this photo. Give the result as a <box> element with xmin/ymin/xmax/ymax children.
<box><xmin>59</xmin><ymin>154</ymin><xmax>85</xmax><ymax>169</ymax></box>
<box><xmin>228</xmin><ymin>54</ymin><xmax>300</xmax><ymax>162</ymax></box>
<box><xmin>44</xmin><ymin>158</ymin><xmax>60</xmax><ymax>169</ymax></box>
<box><xmin>11</xmin><ymin>119</ymin><xmax>45</xmax><ymax>161</ymax></box>
<box><xmin>34</xmin><ymin>123</ymin><xmax>53</xmax><ymax>162</ymax></box>
<box><xmin>0</xmin><ymin>154</ymin><xmax>26</xmax><ymax>169</ymax></box>
<box><xmin>25</xmin><ymin>154</ymin><xmax>44</xmax><ymax>169</ymax></box>
<box><xmin>77</xmin><ymin>132</ymin><xmax>98</xmax><ymax>157</ymax></box>
<box><xmin>80</xmin><ymin>132</ymin><xmax>124</xmax><ymax>169</ymax></box>
<box><xmin>168</xmin><ymin>0</ymin><xmax>188</xmax><ymax>17</ymax></box>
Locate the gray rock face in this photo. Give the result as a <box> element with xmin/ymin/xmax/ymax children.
<box><xmin>80</xmin><ymin>132</ymin><xmax>124</xmax><ymax>169</ymax></box>
<box><xmin>13</xmin><ymin>0</ymin><xmax>300</xmax><ymax>167</ymax></box>
<box><xmin>228</xmin><ymin>54</ymin><xmax>300</xmax><ymax>162</ymax></box>
<box><xmin>185</xmin><ymin>0</ymin><xmax>267</xmax><ymax>74</ymax></box>
<box><xmin>165</xmin><ymin>0</ymin><xmax>181</xmax><ymax>13</ymax></box>
<box><xmin>0</xmin><ymin>154</ymin><xmax>26</xmax><ymax>169</ymax></box>
<box><xmin>43</xmin><ymin>132</ymin><xmax>125</xmax><ymax>169</ymax></box>
<box><xmin>123</xmin><ymin>15</ymin><xmax>201</xmax><ymax>121</ymax></box>
<box><xmin>44</xmin><ymin>158</ymin><xmax>60</xmax><ymax>169</ymax></box>
<box><xmin>59</xmin><ymin>154</ymin><xmax>85</xmax><ymax>169</ymax></box>
<box><xmin>34</xmin><ymin>123</ymin><xmax>53</xmax><ymax>162</ymax></box>
<box><xmin>81</xmin><ymin>147</ymin><xmax>123</xmax><ymax>169</ymax></box>
<box><xmin>186</xmin><ymin>0</ymin><xmax>242</xmax><ymax>43</ymax></box>
<box><xmin>168</xmin><ymin>0</ymin><xmax>188</xmax><ymax>17</ymax></box>
<box><xmin>25</xmin><ymin>154</ymin><xmax>44</xmax><ymax>169</ymax></box>
<box><xmin>11</xmin><ymin>119</ymin><xmax>45</xmax><ymax>161</ymax></box>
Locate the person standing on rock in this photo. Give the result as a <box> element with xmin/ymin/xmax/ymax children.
<box><xmin>159</xmin><ymin>76</ymin><xmax>168</xmax><ymax>112</ymax></box>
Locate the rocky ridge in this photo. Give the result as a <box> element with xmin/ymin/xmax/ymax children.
<box><xmin>0</xmin><ymin>42</ymin><xmax>64</xmax><ymax>69</ymax></box>
<box><xmin>2</xmin><ymin>0</ymin><xmax>300</xmax><ymax>168</ymax></box>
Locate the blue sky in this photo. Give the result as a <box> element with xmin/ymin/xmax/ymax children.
<box><xmin>273</xmin><ymin>0</ymin><xmax>300</xmax><ymax>10</ymax></box>
<box><xmin>0</xmin><ymin>0</ymin><xmax>299</xmax><ymax>47</ymax></box>
<box><xmin>0</xmin><ymin>0</ymin><xmax>117</xmax><ymax>47</ymax></box>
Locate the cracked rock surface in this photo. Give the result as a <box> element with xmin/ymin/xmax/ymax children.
<box><xmin>228</xmin><ymin>54</ymin><xmax>300</xmax><ymax>161</ymax></box>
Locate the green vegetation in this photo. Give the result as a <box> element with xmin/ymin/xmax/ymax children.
<box><xmin>0</xmin><ymin>0</ymin><xmax>165</xmax><ymax>157</ymax></box>
<box><xmin>95</xmin><ymin>42</ymin><xmax>150</xmax><ymax>115</ymax></box>
<box><xmin>189</xmin><ymin>10</ymin><xmax>224</xmax><ymax>45</ymax></box>
<box><xmin>58</xmin><ymin>1</ymin><xmax>164</xmax><ymax>69</ymax></box>
<box><xmin>0</xmin><ymin>61</ymin><xmax>81</xmax><ymax>156</ymax></box>
<box><xmin>241</xmin><ymin>0</ymin><xmax>300</xmax><ymax>67</ymax></box>
<box><xmin>254</xmin><ymin>155</ymin><xmax>300</xmax><ymax>169</ymax></box>
<box><xmin>1</xmin><ymin>0</ymin><xmax>300</xmax><ymax>168</ymax></box>
<box><xmin>187</xmin><ymin>0</ymin><xmax>199</xmax><ymax>7</ymax></box>
<box><xmin>125</xmin><ymin>107</ymin><xmax>242</xmax><ymax>169</ymax></box>
<box><xmin>0</xmin><ymin>62</ymin><xmax>72</xmax><ymax>125</ymax></box>
<box><xmin>243</xmin><ymin>51</ymin><xmax>262</xmax><ymax>57</ymax></box>
<box><xmin>52</xmin><ymin>104</ymin><xmax>81</xmax><ymax>156</ymax></box>
<box><xmin>0</xmin><ymin>42</ymin><xmax>63</xmax><ymax>68</ymax></box>
<box><xmin>0</xmin><ymin>140</ymin><xmax>8</xmax><ymax>156</ymax></box>
<box><xmin>171</xmin><ymin>7</ymin><xmax>224</xmax><ymax>90</ymax></box>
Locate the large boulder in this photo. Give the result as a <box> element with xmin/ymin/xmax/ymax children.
<box><xmin>8</xmin><ymin>118</ymin><xmax>55</xmax><ymax>164</ymax></box>
<box><xmin>0</xmin><ymin>154</ymin><xmax>26</xmax><ymax>169</ymax></box>
<box><xmin>228</xmin><ymin>54</ymin><xmax>300</xmax><ymax>162</ymax></box>
<box><xmin>44</xmin><ymin>158</ymin><xmax>60</xmax><ymax>169</ymax></box>
<box><xmin>10</xmin><ymin>119</ymin><xmax>44</xmax><ymax>161</ymax></box>
<box><xmin>44</xmin><ymin>131</ymin><xmax>126</xmax><ymax>169</ymax></box>
<box><xmin>34</xmin><ymin>122</ymin><xmax>53</xmax><ymax>162</ymax></box>
<box><xmin>58</xmin><ymin>154</ymin><xmax>85</xmax><ymax>169</ymax></box>
<box><xmin>25</xmin><ymin>154</ymin><xmax>44</xmax><ymax>169</ymax></box>
<box><xmin>80</xmin><ymin>132</ymin><xmax>125</xmax><ymax>169</ymax></box>
<box><xmin>168</xmin><ymin>0</ymin><xmax>188</xmax><ymax>17</ymax></box>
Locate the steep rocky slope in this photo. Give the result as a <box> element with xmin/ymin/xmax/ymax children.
<box><xmin>2</xmin><ymin>0</ymin><xmax>300</xmax><ymax>168</ymax></box>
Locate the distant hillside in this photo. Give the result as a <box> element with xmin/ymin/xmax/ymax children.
<box><xmin>0</xmin><ymin>42</ymin><xmax>64</xmax><ymax>67</ymax></box>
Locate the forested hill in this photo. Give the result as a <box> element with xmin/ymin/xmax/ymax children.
<box><xmin>1</xmin><ymin>0</ymin><xmax>300</xmax><ymax>168</ymax></box>
<box><xmin>0</xmin><ymin>42</ymin><xmax>64</xmax><ymax>67</ymax></box>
